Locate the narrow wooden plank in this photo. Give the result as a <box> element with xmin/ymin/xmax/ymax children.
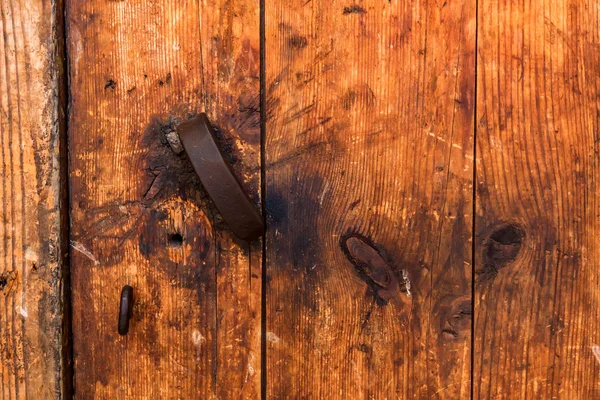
<box><xmin>66</xmin><ymin>0</ymin><xmax>261</xmax><ymax>397</ymax></box>
<box><xmin>0</xmin><ymin>0</ymin><xmax>67</xmax><ymax>398</ymax></box>
<box><xmin>475</xmin><ymin>0</ymin><xmax>600</xmax><ymax>397</ymax></box>
<box><xmin>265</xmin><ymin>0</ymin><xmax>475</xmax><ymax>397</ymax></box>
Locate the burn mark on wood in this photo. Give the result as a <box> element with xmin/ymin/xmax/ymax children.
<box><xmin>265</xmin><ymin>174</ymin><xmax>329</xmax><ymax>278</ymax></box>
<box><xmin>136</xmin><ymin>197</ymin><xmax>213</xmax><ymax>287</ymax></box>
<box><xmin>341</xmin><ymin>233</ymin><xmax>405</xmax><ymax>305</ymax></box>
<box><xmin>340</xmin><ymin>85</ymin><xmax>376</xmax><ymax>110</ymax></box>
<box><xmin>0</xmin><ymin>271</ymin><xmax>16</xmax><ymax>291</ymax></box>
<box><xmin>357</xmin><ymin>343</ymin><xmax>372</xmax><ymax>353</ymax></box>
<box><xmin>341</xmin><ymin>90</ymin><xmax>357</xmax><ymax>110</ymax></box>
<box><xmin>211</xmin><ymin>123</ymin><xmax>239</xmax><ymax>166</ymax></box>
<box><xmin>477</xmin><ymin>222</ymin><xmax>524</xmax><ymax>282</ymax></box>
<box><xmin>288</xmin><ymin>35</ymin><xmax>308</xmax><ymax>49</ymax></box>
<box><xmin>158</xmin><ymin>72</ymin><xmax>172</xmax><ymax>86</ymax></box>
<box><xmin>104</xmin><ymin>79</ymin><xmax>116</xmax><ymax>90</ymax></box>
<box><xmin>265</xmin><ymin>190</ymin><xmax>287</xmax><ymax>226</ymax></box>
<box><xmin>343</xmin><ymin>5</ymin><xmax>367</xmax><ymax>14</ymax></box>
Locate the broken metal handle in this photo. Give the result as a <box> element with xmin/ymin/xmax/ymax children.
<box><xmin>177</xmin><ymin>114</ymin><xmax>264</xmax><ymax>241</ymax></box>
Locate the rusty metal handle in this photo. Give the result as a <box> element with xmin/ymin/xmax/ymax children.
<box><xmin>177</xmin><ymin>114</ymin><xmax>264</xmax><ymax>241</ymax></box>
<box><xmin>118</xmin><ymin>285</ymin><xmax>133</xmax><ymax>335</ymax></box>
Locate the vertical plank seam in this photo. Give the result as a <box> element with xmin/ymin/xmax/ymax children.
<box><xmin>259</xmin><ymin>0</ymin><xmax>267</xmax><ymax>396</ymax></box>
<box><xmin>471</xmin><ymin>0</ymin><xmax>479</xmax><ymax>397</ymax></box>
<box><xmin>58</xmin><ymin>0</ymin><xmax>74</xmax><ymax>395</ymax></box>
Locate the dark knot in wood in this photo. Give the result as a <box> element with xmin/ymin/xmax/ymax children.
<box><xmin>477</xmin><ymin>222</ymin><xmax>524</xmax><ymax>282</ymax></box>
<box><xmin>341</xmin><ymin>234</ymin><xmax>404</xmax><ymax>305</ymax></box>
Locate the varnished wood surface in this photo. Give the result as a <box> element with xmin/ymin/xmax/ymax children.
<box><xmin>264</xmin><ymin>0</ymin><xmax>475</xmax><ymax>397</ymax></box>
<box><xmin>474</xmin><ymin>0</ymin><xmax>600</xmax><ymax>398</ymax></box>
<box><xmin>1</xmin><ymin>0</ymin><xmax>598</xmax><ymax>397</ymax></box>
<box><xmin>66</xmin><ymin>0</ymin><xmax>261</xmax><ymax>397</ymax></box>
<box><xmin>0</xmin><ymin>0</ymin><xmax>68</xmax><ymax>398</ymax></box>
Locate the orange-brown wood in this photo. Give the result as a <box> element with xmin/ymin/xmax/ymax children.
<box><xmin>66</xmin><ymin>0</ymin><xmax>261</xmax><ymax>397</ymax></box>
<box><xmin>4</xmin><ymin>0</ymin><xmax>599</xmax><ymax>396</ymax></box>
<box><xmin>264</xmin><ymin>0</ymin><xmax>476</xmax><ymax>397</ymax></box>
<box><xmin>475</xmin><ymin>0</ymin><xmax>600</xmax><ymax>397</ymax></box>
<box><xmin>0</xmin><ymin>0</ymin><xmax>68</xmax><ymax>398</ymax></box>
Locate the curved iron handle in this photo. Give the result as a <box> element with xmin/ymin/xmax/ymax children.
<box><xmin>118</xmin><ymin>285</ymin><xmax>133</xmax><ymax>335</ymax></box>
<box><xmin>177</xmin><ymin>114</ymin><xmax>264</xmax><ymax>241</ymax></box>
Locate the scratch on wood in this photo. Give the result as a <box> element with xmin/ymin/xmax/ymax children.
<box><xmin>192</xmin><ymin>330</ymin><xmax>206</xmax><ymax>347</ymax></box>
<box><xmin>70</xmin><ymin>240</ymin><xmax>100</xmax><ymax>265</ymax></box>
<box><xmin>16</xmin><ymin>306</ymin><xmax>28</xmax><ymax>318</ymax></box>
<box><xmin>319</xmin><ymin>181</ymin><xmax>330</xmax><ymax>206</ymax></box>
<box><xmin>592</xmin><ymin>345</ymin><xmax>600</xmax><ymax>365</ymax></box>
<box><xmin>266</xmin><ymin>332</ymin><xmax>281</xmax><ymax>343</ymax></box>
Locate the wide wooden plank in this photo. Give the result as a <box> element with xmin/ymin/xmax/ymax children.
<box><xmin>475</xmin><ymin>0</ymin><xmax>600</xmax><ymax>397</ymax></box>
<box><xmin>0</xmin><ymin>0</ymin><xmax>68</xmax><ymax>398</ymax></box>
<box><xmin>265</xmin><ymin>0</ymin><xmax>475</xmax><ymax>397</ymax></box>
<box><xmin>66</xmin><ymin>0</ymin><xmax>261</xmax><ymax>397</ymax></box>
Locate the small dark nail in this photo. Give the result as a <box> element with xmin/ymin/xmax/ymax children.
<box><xmin>118</xmin><ymin>285</ymin><xmax>134</xmax><ymax>335</ymax></box>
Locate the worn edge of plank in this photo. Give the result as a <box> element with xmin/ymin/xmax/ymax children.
<box><xmin>0</xmin><ymin>0</ymin><xmax>69</xmax><ymax>398</ymax></box>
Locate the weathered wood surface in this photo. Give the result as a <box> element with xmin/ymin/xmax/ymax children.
<box><xmin>0</xmin><ymin>0</ymin><xmax>68</xmax><ymax>398</ymax></box>
<box><xmin>474</xmin><ymin>0</ymin><xmax>600</xmax><ymax>397</ymax></box>
<box><xmin>264</xmin><ymin>0</ymin><xmax>475</xmax><ymax>397</ymax></box>
<box><xmin>66</xmin><ymin>0</ymin><xmax>261</xmax><ymax>397</ymax></box>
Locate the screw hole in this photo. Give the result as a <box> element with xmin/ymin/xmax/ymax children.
<box><xmin>168</xmin><ymin>233</ymin><xmax>183</xmax><ymax>248</ymax></box>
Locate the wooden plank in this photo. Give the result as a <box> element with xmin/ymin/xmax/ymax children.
<box><xmin>66</xmin><ymin>0</ymin><xmax>261</xmax><ymax>397</ymax></box>
<box><xmin>265</xmin><ymin>0</ymin><xmax>475</xmax><ymax>397</ymax></box>
<box><xmin>0</xmin><ymin>0</ymin><xmax>68</xmax><ymax>398</ymax></box>
<box><xmin>474</xmin><ymin>0</ymin><xmax>600</xmax><ymax>397</ymax></box>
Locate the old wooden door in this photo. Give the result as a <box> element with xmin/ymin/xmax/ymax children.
<box><xmin>1</xmin><ymin>0</ymin><xmax>599</xmax><ymax>398</ymax></box>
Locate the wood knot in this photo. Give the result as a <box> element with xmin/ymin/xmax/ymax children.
<box><xmin>477</xmin><ymin>222</ymin><xmax>524</xmax><ymax>282</ymax></box>
<box><xmin>341</xmin><ymin>234</ymin><xmax>406</xmax><ymax>305</ymax></box>
<box><xmin>441</xmin><ymin>296</ymin><xmax>471</xmax><ymax>340</ymax></box>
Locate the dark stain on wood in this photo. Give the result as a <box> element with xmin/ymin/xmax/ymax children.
<box><xmin>288</xmin><ymin>35</ymin><xmax>308</xmax><ymax>49</ymax></box>
<box><xmin>104</xmin><ymin>79</ymin><xmax>116</xmax><ymax>90</ymax></box>
<box><xmin>265</xmin><ymin>174</ymin><xmax>326</xmax><ymax>273</ymax></box>
<box><xmin>343</xmin><ymin>5</ymin><xmax>367</xmax><ymax>14</ymax></box>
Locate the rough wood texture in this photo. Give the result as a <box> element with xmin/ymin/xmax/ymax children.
<box><xmin>66</xmin><ymin>0</ymin><xmax>261</xmax><ymax>397</ymax></box>
<box><xmin>474</xmin><ymin>0</ymin><xmax>600</xmax><ymax>397</ymax></box>
<box><xmin>265</xmin><ymin>0</ymin><xmax>475</xmax><ymax>397</ymax></box>
<box><xmin>0</xmin><ymin>0</ymin><xmax>67</xmax><ymax>398</ymax></box>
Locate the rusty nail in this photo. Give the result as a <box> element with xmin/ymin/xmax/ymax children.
<box><xmin>118</xmin><ymin>285</ymin><xmax>134</xmax><ymax>335</ymax></box>
<box><xmin>165</xmin><ymin>129</ymin><xmax>185</xmax><ymax>155</ymax></box>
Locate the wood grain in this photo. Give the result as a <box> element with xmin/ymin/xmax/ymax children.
<box><xmin>474</xmin><ymin>0</ymin><xmax>600</xmax><ymax>397</ymax></box>
<box><xmin>66</xmin><ymin>0</ymin><xmax>261</xmax><ymax>397</ymax></box>
<box><xmin>264</xmin><ymin>0</ymin><xmax>475</xmax><ymax>397</ymax></box>
<box><xmin>0</xmin><ymin>0</ymin><xmax>68</xmax><ymax>398</ymax></box>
